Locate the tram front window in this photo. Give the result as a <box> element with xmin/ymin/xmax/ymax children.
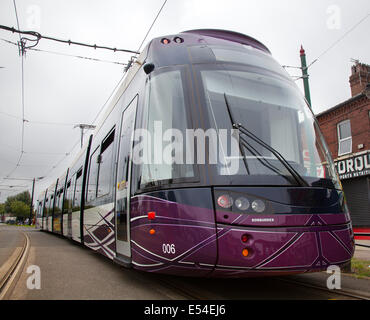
<box><xmin>139</xmin><ymin>68</ymin><xmax>195</xmax><ymax>188</ymax></box>
<box><xmin>200</xmin><ymin>67</ymin><xmax>339</xmax><ymax>188</ymax></box>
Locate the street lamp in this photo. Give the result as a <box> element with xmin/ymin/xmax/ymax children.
<box><xmin>74</xmin><ymin>124</ymin><xmax>96</xmax><ymax>148</ymax></box>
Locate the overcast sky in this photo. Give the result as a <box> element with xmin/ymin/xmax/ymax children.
<box><xmin>0</xmin><ymin>0</ymin><xmax>369</xmax><ymax>203</ymax></box>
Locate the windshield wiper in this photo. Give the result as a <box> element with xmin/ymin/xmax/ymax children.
<box><xmin>224</xmin><ymin>93</ymin><xmax>309</xmax><ymax>187</ymax></box>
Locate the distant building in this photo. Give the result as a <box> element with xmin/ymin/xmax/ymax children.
<box><xmin>316</xmin><ymin>61</ymin><xmax>370</xmax><ymax>227</ymax></box>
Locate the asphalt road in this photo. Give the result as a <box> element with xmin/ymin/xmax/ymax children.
<box><xmin>1</xmin><ymin>225</ymin><xmax>368</xmax><ymax>300</ymax></box>
<box><xmin>0</xmin><ymin>225</ymin><xmax>24</xmax><ymax>267</ymax></box>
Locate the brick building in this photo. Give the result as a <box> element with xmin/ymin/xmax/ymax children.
<box><xmin>316</xmin><ymin>61</ymin><xmax>370</xmax><ymax>227</ymax></box>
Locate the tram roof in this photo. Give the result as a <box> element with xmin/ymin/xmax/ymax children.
<box><xmin>181</xmin><ymin>29</ymin><xmax>271</xmax><ymax>54</ymax></box>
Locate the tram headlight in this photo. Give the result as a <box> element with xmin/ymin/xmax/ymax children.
<box><xmin>235</xmin><ymin>197</ymin><xmax>250</xmax><ymax>211</ymax></box>
<box><xmin>173</xmin><ymin>37</ymin><xmax>184</xmax><ymax>43</ymax></box>
<box><xmin>251</xmin><ymin>199</ymin><xmax>266</xmax><ymax>213</ymax></box>
<box><xmin>215</xmin><ymin>190</ymin><xmax>274</xmax><ymax>214</ymax></box>
<box><xmin>217</xmin><ymin>194</ymin><xmax>233</xmax><ymax>209</ymax></box>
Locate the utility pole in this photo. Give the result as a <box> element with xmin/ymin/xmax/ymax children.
<box><xmin>300</xmin><ymin>45</ymin><xmax>312</xmax><ymax>109</ymax></box>
<box><xmin>29</xmin><ymin>178</ymin><xmax>35</xmax><ymax>225</ymax></box>
<box><xmin>74</xmin><ymin>124</ymin><xmax>96</xmax><ymax>148</ymax></box>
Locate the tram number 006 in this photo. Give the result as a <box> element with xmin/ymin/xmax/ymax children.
<box><xmin>162</xmin><ymin>243</ymin><xmax>176</xmax><ymax>254</ymax></box>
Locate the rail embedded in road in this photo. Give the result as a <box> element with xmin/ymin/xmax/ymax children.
<box><xmin>0</xmin><ymin>232</ymin><xmax>30</xmax><ymax>300</ymax></box>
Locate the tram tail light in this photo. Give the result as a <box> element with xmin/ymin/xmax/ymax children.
<box><xmin>148</xmin><ymin>211</ymin><xmax>156</xmax><ymax>220</ymax></box>
<box><xmin>149</xmin><ymin>229</ymin><xmax>155</xmax><ymax>235</ymax></box>
<box><xmin>242</xmin><ymin>248</ymin><xmax>249</xmax><ymax>257</ymax></box>
<box><xmin>241</xmin><ymin>234</ymin><xmax>248</xmax><ymax>243</ymax></box>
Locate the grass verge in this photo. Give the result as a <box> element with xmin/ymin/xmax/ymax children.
<box><xmin>346</xmin><ymin>258</ymin><xmax>370</xmax><ymax>279</ymax></box>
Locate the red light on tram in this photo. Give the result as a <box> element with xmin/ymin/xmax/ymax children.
<box><xmin>149</xmin><ymin>229</ymin><xmax>155</xmax><ymax>235</ymax></box>
<box><xmin>161</xmin><ymin>38</ymin><xmax>170</xmax><ymax>44</ymax></box>
<box><xmin>148</xmin><ymin>212</ymin><xmax>156</xmax><ymax>220</ymax></box>
<box><xmin>241</xmin><ymin>234</ymin><xmax>248</xmax><ymax>243</ymax></box>
<box><xmin>217</xmin><ymin>195</ymin><xmax>233</xmax><ymax>209</ymax></box>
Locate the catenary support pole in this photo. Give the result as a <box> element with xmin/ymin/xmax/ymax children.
<box><xmin>300</xmin><ymin>45</ymin><xmax>312</xmax><ymax>109</ymax></box>
<box><xmin>29</xmin><ymin>178</ymin><xmax>35</xmax><ymax>225</ymax></box>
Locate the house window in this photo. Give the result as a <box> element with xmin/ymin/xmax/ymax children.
<box><xmin>337</xmin><ymin>120</ymin><xmax>352</xmax><ymax>156</ymax></box>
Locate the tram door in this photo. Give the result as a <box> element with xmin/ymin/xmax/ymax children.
<box><xmin>115</xmin><ymin>96</ymin><xmax>138</xmax><ymax>258</ymax></box>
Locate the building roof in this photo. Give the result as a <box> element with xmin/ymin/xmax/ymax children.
<box><xmin>315</xmin><ymin>92</ymin><xmax>365</xmax><ymax>118</ymax></box>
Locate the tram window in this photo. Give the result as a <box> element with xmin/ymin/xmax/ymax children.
<box><xmin>64</xmin><ymin>180</ymin><xmax>72</xmax><ymax>213</ymax></box>
<box><xmin>37</xmin><ymin>201</ymin><xmax>43</xmax><ymax>218</ymax></box>
<box><xmin>73</xmin><ymin>168</ymin><xmax>83</xmax><ymax>212</ymax></box>
<box><xmin>54</xmin><ymin>192</ymin><xmax>60</xmax><ymax>214</ymax></box>
<box><xmin>87</xmin><ymin>147</ymin><xmax>99</xmax><ymax>202</ymax></box>
<box><xmin>49</xmin><ymin>195</ymin><xmax>54</xmax><ymax>214</ymax></box>
<box><xmin>201</xmin><ymin>69</ymin><xmax>310</xmax><ymax>176</ymax></box>
<box><xmin>211</xmin><ymin>45</ymin><xmax>286</xmax><ymax>75</ymax></box>
<box><xmin>44</xmin><ymin>198</ymin><xmax>48</xmax><ymax>217</ymax></box>
<box><xmin>56</xmin><ymin>188</ymin><xmax>64</xmax><ymax>213</ymax></box>
<box><xmin>140</xmin><ymin>69</ymin><xmax>194</xmax><ymax>186</ymax></box>
<box><xmin>97</xmin><ymin>128</ymin><xmax>115</xmax><ymax>198</ymax></box>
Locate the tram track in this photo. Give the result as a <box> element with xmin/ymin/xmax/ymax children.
<box><xmin>155</xmin><ymin>277</ymin><xmax>209</xmax><ymax>300</ymax></box>
<box><xmin>276</xmin><ymin>276</ymin><xmax>369</xmax><ymax>300</ymax></box>
<box><xmin>0</xmin><ymin>232</ymin><xmax>30</xmax><ymax>300</ymax></box>
<box><xmin>149</xmin><ymin>272</ymin><xmax>370</xmax><ymax>300</ymax></box>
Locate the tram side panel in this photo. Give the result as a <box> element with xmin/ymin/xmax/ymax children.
<box><xmin>82</xmin><ymin>125</ymin><xmax>117</xmax><ymax>258</ymax></box>
<box><xmin>62</xmin><ymin>178</ymin><xmax>73</xmax><ymax>238</ymax></box>
<box><xmin>129</xmin><ymin>188</ymin><xmax>218</xmax><ymax>276</ymax></box>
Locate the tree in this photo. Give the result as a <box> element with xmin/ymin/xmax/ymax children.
<box><xmin>5</xmin><ymin>191</ymin><xmax>31</xmax><ymax>220</ymax></box>
<box><xmin>10</xmin><ymin>200</ymin><xmax>29</xmax><ymax>219</ymax></box>
<box><xmin>0</xmin><ymin>203</ymin><xmax>5</xmax><ymax>222</ymax></box>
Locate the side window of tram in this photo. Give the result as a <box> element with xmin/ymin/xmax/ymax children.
<box><xmin>73</xmin><ymin>169</ymin><xmax>83</xmax><ymax>212</ymax></box>
<box><xmin>44</xmin><ymin>198</ymin><xmax>48</xmax><ymax>217</ymax></box>
<box><xmin>97</xmin><ymin>129</ymin><xmax>115</xmax><ymax>198</ymax></box>
<box><xmin>86</xmin><ymin>129</ymin><xmax>115</xmax><ymax>203</ymax></box>
<box><xmin>49</xmin><ymin>195</ymin><xmax>54</xmax><ymax>214</ymax></box>
<box><xmin>87</xmin><ymin>147</ymin><xmax>99</xmax><ymax>202</ymax></box>
<box><xmin>38</xmin><ymin>202</ymin><xmax>43</xmax><ymax>218</ymax></box>
<box><xmin>64</xmin><ymin>180</ymin><xmax>72</xmax><ymax>213</ymax></box>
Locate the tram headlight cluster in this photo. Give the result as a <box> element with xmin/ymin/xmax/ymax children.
<box><xmin>216</xmin><ymin>193</ymin><xmax>267</xmax><ymax>213</ymax></box>
<box><xmin>235</xmin><ymin>197</ymin><xmax>250</xmax><ymax>211</ymax></box>
<box><xmin>160</xmin><ymin>37</ymin><xmax>184</xmax><ymax>45</ymax></box>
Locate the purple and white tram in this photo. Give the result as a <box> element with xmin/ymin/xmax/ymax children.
<box><xmin>36</xmin><ymin>30</ymin><xmax>354</xmax><ymax>277</ymax></box>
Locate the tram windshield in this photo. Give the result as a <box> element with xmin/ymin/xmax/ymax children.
<box><xmin>199</xmin><ymin>66</ymin><xmax>340</xmax><ymax>188</ymax></box>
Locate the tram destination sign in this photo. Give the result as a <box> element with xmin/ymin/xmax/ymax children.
<box><xmin>334</xmin><ymin>152</ymin><xmax>370</xmax><ymax>180</ymax></box>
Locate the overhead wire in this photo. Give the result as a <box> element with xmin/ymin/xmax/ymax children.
<box><xmin>0</xmin><ymin>38</ymin><xmax>127</xmax><ymax>66</ymax></box>
<box><xmin>0</xmin><ymin>24</ymin><xmax>140</xmax><ymax>54</ymax></box>
<box><xmin>1</xmin><ymin>1</ymin><xmax>170</xmax><ymax>188</ymax></box>
<box><xmin>0</xmin><ymin>110</ymin><xmax>75</xmax><ymax>126</ymax></box>
<box><xmin>89</xmin><ymin>0</ymin><xmax>169</xmax><ymax>126</ymax></box>
<box><xmin>307</xmin><ymin>12</ymin><xmax>370</xmax><ymax>69</ymax></box>
<box><xmin>136</xmin><ymin>0</ymin><xmax>168</xmax><ymax>54</ymax></box>
<box><xmin>44</xmin><ymin>1</ymin><xmax>170</xmax><ymax>180</ymax></box>
<box><xmin>3</xmin><ymin>0</ymin><xmax>25</xmax><ymax>181</ymax></box>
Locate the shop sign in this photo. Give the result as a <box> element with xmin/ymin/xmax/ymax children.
<box><xmin>335</xmin><ymin>152</ymin><xmax>370</xmax><ymax>180</ymax></box>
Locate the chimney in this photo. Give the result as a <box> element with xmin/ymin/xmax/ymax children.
<box><xmin>349</xmin><ymin>61</ymin><xmax>370</xmax><ymax>97</ymax></box>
